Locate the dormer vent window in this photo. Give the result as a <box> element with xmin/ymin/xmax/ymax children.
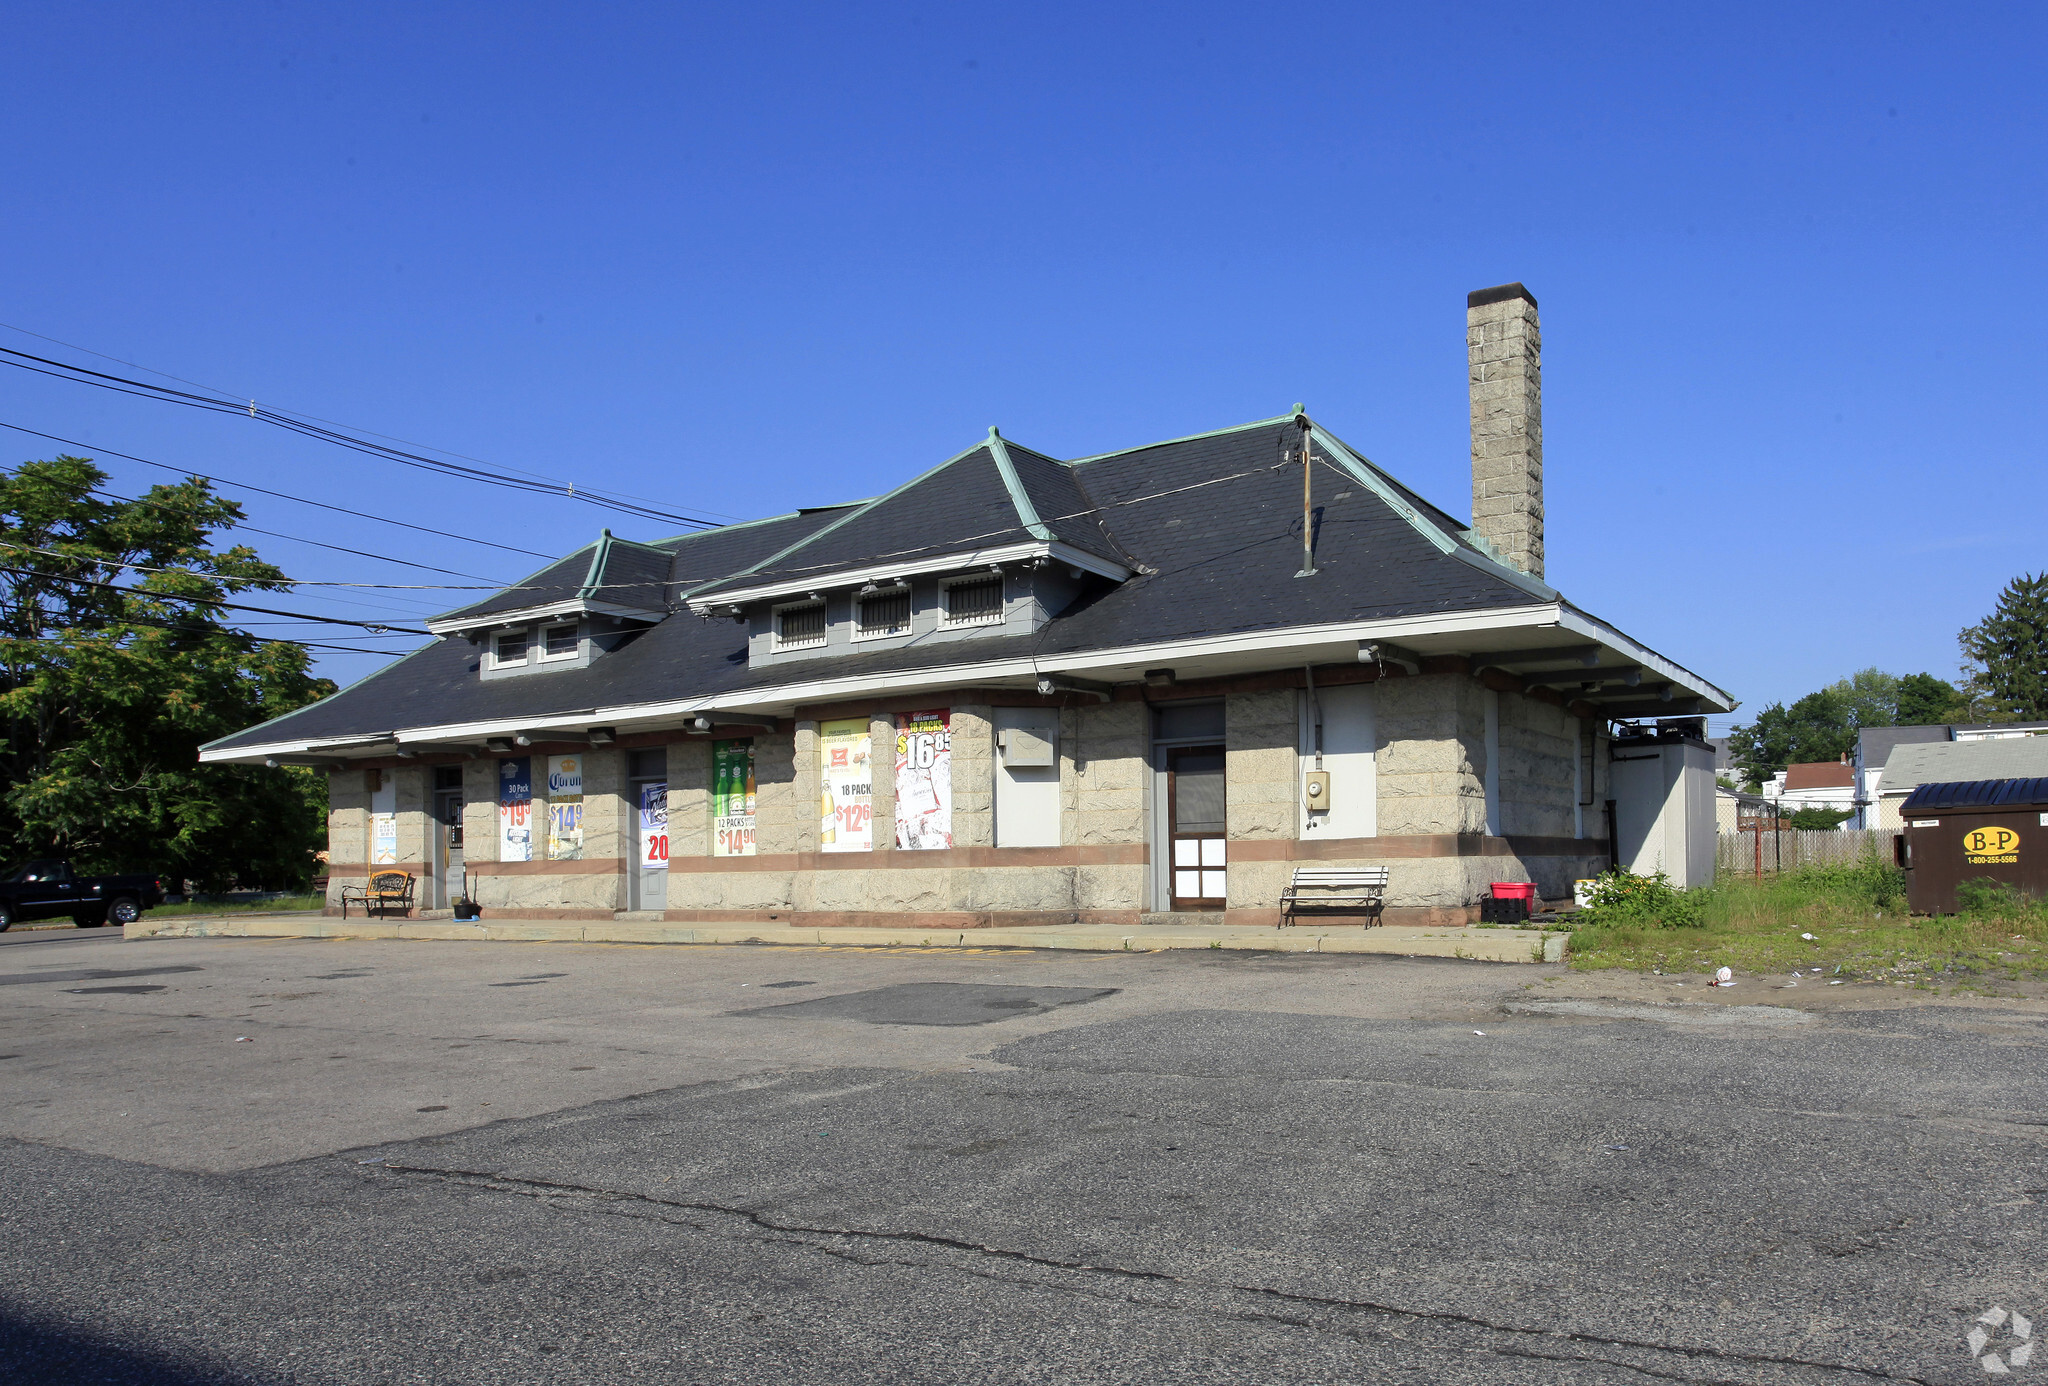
<box><xmin>855</xmin><ymin>586</ymin><xmax>912</xmax><ymax>640</ymax></box>
<box><xmin>540</xmin><ymin>623</ymin><xmax>580</xmax><ymax>661</ymax></box>
<box><xmin>774</xmin><ymin>600</ymin><xmax>826</xmax><ymax>650</ymax></box>
<box><xmin>493</xmin><ymin>629</ymin><xmax>530</xmax><ymax>666</ymax></box>
<box><xmin>942</xmin><ymin>574</ymin><xmax>1004</xmax><ymax>626</ymax></box>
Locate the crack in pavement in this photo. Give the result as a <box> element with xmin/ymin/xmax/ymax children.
<box><xmin>364</xmin><ymin>1159</ymin><xmax>1934</xmax><ymax>1385</ymax></box>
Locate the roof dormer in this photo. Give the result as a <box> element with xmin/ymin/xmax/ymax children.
<box><xmin>427</xmin><ymin>529</ymin><xmax>671</xmax><ymax>641</ymax></box>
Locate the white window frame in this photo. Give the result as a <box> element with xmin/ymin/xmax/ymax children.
<box><xmin>772</xmin><ymin>599</ymin><xmax>827</xmax><ymax>651</ymax></box>
<box><xmin>852</xmin><ymin>584</ymin><xmax>912</xmax><ymax>642</ymax></box>
<box><xmin>940</xmin><ymin>573</ymin><xmax>1005</xmax><ymax>628</ymax></box>
<box><xmin>489</xmin><ymin>626</ymin><xmax>534</xmax><ymax>669</ymax></box>
<box><xmin>536</xmin><ymin>620</ymin><xmax>583</xmax><ymax>663</ymax></box>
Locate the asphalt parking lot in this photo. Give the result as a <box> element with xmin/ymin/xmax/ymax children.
<box><xmin>3</xmin><ymin>926</ymin><xmax>2045</xmax><ymax>1384</ymax></box>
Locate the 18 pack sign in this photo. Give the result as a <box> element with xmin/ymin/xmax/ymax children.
<box><xmin>894</xmin><ymin>709</ymin><xmax>952</xmax><ymax>850</ymax></box>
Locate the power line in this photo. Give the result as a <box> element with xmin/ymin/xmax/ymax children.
<box><xmin>0</xmin><ymin>319</ymin><xmax>747</xmax><ymax>523</ymax></box>
<box><xmin>83</xmin><ymin>492</ymin><xmax>510</xmax><ymax>584</ymax></box>
<box><xmin>0</xmin><ymin>345</ymin><xmax>722</xmax><ymax>529</ymax></box>
<box><xmin>102</xmin><ymin>612</ymin><xmax>418</xmax><ymax>659</ymax></box>
<box><xmin>0</xmin><ymin>420</ymin><xmax>555</xmax><ymax>559</ymax></box>
<box><xmin>0</xmin><ymin>565</ymin><xmax>434</xmax><ymax>635</ymax></box>
<box><xmin>0</xmin><ymin>540</ymin><xmax>497</xmax><ymax>589</ymax></box>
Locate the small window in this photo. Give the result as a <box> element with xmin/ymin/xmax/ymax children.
<box><xmin>942</xmin><ymin>574</ymin><xmax>1004</xmax><ymax>626</ymax></box>
<box><xmin>855</xmin><ymin>586</ymin><xmax>911</xmax><ymax>640</ymax></box>
<box><xmin>433</xmin><ymin>766</ymin><xmax>464</xmax><ymax>791</ymax></box>
<box><xmin>493</xmin><ymin>629</ymin><xmax>531</xmax><ymax>666</ymax></box>
<box><xmin>774</xmin><ymin>600</ymin><xmax>826</xmax><ymax>650</ymax></box>
<box><xmin>540</xmin><ymin>623</ymin><xmax>580</xmax><ymax>660</ymax></box>
<box><xmin>628</xmin><ymin>748</ymin><xmax>667</xmax><ymax>779</ymax></box>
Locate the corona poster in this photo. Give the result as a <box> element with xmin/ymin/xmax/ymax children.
<box><xmin>546</xmin><ymin>754</ymin><xmax>584</xmax><ymax>860</ymax></box>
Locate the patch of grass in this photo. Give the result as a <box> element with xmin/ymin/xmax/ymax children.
<box><xmin>1568</xmin><ymin>857</ymin><xmax>2048</xmax><ymax>986</ymax></box>
<box><xmin>149</xmin><ymin>893</ymin><xmax>324</xmax><ymax>917</ymax></box>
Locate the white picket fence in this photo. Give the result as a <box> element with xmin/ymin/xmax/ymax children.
<box><xmin>1716</xmin><ymin>827</ymin><xmax>1895</xmax><ymax>875</ymax></box>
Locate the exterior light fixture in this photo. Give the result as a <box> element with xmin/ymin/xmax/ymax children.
<box><xmin>1143</xmin><ymin>668</ymin><xmax>1176</xmax><ymax>687</ymax></box>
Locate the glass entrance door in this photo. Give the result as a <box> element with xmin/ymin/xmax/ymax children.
<box><xmin>1167</xmin><ymin>745</ymin><xmax>1226</xmax><ymax>910</ymax></box>
<box><xmin>433</xmin><ymin>786</ymin><xmax>465</xmax><ymax>909</ymax></box>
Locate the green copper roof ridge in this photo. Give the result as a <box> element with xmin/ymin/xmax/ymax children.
<box><xmin>679</xmin><ymin>439</ymin><xmax>995</xmax><ymax>600</ymax></box>
<box><xmin>576</xmin><ymin>530</ymin><xmax>615</xmax><ymax>601</ymax></box>
<box><xmin>1310</xmin><ymin>425</ymin><xmax>1560</xmax><ymax>603</ymax></box>
<box><xmin>425</xmin><ymin>542</ymin><xmax>601</xmax><ymax>625</ymax></box>
<box><xmin>1063</xmin><ymin>412</ymin><xmax>1299</xmax><ymax>467</ymax></box>
<box><xmin>983</xmin><ymin>427</ymin><xmax>1055</xmax><ymax>542</ymax></box>
<box><xmin>1309</xmin><ymin>421</ymin><xmax>1471</xmax><ymax>536</ymax></box>
<box><xmin>1305</xmin><ymin>426</ymin><xmax>1458</xmax><ymax>560</ymax></box>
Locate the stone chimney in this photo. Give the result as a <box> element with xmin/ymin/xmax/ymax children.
<box><xmin>1467</xmin><ymin>282</ymin><xmax>1543</xmax><ymax>579</ymax></box>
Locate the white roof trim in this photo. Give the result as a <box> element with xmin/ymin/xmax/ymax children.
<box><xmin>685</xmin><ymin>540</ymin><xmax>1128</xmax><ymax>613</ymax></box>
<box><xmin>426</xmin><ymin>599</ymin><xmax>667</xmax><ymax>636</ymax></box>
<box><xmin>202</xmin><ymin>600</ymin><xmax>1735</xmax><ymax>764</ymax></box>
<box><xmin>1553</xmin><ymin>608</ymin><xmax>1736</xmax><ymax>712</ymax></box>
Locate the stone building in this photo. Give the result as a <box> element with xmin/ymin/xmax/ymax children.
<box><xmin>203</xmin><ymin>284</ymin><xmax>1732</xmax><ymax>926</ymax></box>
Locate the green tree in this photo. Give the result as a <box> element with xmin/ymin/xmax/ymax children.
<box><xmin>1788</xmin><ymin>806</ymin><xmax>1854</xmax><ymax>830</ymax></box>
<box><xmin>0</xmin><ymin>455</ymin><xmax>336</xmax><ymax>890</ymax></box>
<box><xmin>1728</xmin><ymin>687</ymin><xmax>1856</xmax><ymax>787</ymax></box>
<box><xmin>1959</xmin><ymin>573</ymin><xmax>2048</xmax><ymax>721</ymax></box>
<box><xmin>1825</xmin><ymin>667</ymin><xmax>1899</xmax><ymax>730</ymax></box>
<box><xmin>1893</xmin><ymin>671</ymin><xmax>1968</xmax><ymax>726</ymax></box>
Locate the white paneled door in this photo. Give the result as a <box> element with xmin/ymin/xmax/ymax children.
<box><xmin>1168</xmin><ymin>745</ymin><xmax>1226</xmax><ymax>910</ymax></box>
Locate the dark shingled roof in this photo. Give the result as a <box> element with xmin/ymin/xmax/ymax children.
<box><xmin>434</xmin><ymin>530</ymin><xmax>681</xmax><ymax>624</ymax></box>
<box><xmin>689</xmin><ymin>435</ymin><xmax>1126</xmax><ymax>597</ymax></box>
<box><xmin>205</xmin><ymin>414</ymin><xmax>1604</xmax><ymax>753</ymax></box>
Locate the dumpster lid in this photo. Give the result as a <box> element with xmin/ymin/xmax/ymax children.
<box><xmin>1899</xmin><ymin>777</ymin><xmax>2048</xmax><ymax>815</ymax></box>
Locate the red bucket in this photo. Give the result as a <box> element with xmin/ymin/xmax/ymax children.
<box><xmin>1490</xmin><ymin>881</ymin><xmax>1536</xmax><ymax>902</ymax></box>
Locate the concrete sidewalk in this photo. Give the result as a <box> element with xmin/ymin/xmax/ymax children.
<box><xmin>125</xmin><ymin>912</ymin><xmax>1567</xmax><ymax>962</ymax></box>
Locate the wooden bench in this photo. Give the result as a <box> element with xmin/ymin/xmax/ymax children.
<box><xmin>339</xmin><ymin>870</ymin><xmax>416</xmax><ymax>920</ymax></box>
<box><xmin>1279</xmin><ymin>866</ymin><xmax>1389</xmax><ymax>926</ymax></box>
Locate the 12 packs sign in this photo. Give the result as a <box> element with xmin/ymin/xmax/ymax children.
<box><xmin>713</xmin><ymin>739</ymin><xmax>756</xmax><ymax>857</ymax></box>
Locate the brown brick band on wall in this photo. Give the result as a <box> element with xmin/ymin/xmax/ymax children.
<box><xmin>327</xmin><ymin>859</ymin><xmax>632</xmax><ymax>879</ymax></box>
<box><xmin>1228</xmin><ymin>835</ymin><xmax>1607</xmax><ymax>862</ymax></box>
<box><xmin>662</xmin><ymin>844</ymin><xmax>1148</xmax><ymax>874</ymax></box>
<box><xmin>659</xmin><ymin>909</ymin><xmax>1149</xmax><ymax>930</ymax></box>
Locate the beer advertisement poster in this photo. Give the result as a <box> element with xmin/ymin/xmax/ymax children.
<box><xmin>638</xmin><ymin>781</ymin><xmax>670</xmax><ymax>870</ymax></box>
<box><xmin>819</xmin><ymin>718</ymin><xmax>872</xmax><ymax>853</ymax></box>
<box><xmin>894</xmin><ymin>709</ymin><xmax>952</xmax><ymax>850</ymax></box>
<box><xmin>546</xmin><ymin>754</ymin><xmax>585</xmax><ymax>860</ymax></box>
<box><xmin>712</xmin><ymin>738</ymin><xmax>756</xmax><ymax>858</ymax></box>
<box><xmin>497</xmin><ymin>757</ymin><xmax>533</xmax><ymax>863</ymax></box>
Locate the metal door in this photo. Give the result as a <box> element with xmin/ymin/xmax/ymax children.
<box><xmin>631</xmin><ymin>777</ymin><xmax>669</xmax><ymax>910</ymax></box>
<box><xmin>1167</xmin><ymin>746</ymin><xmax>1227</xmax><ymax>910</ymax></box>
<box><xmin>433</xmin><ymin>789</ymin><xmax>465</xmax><ymax>909</ymax></box>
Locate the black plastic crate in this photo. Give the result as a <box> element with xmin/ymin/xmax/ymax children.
<box><xmin>1479</xmin><ymin>896</ymin><xmax>1530</xmax><ymax>925</ymax></box>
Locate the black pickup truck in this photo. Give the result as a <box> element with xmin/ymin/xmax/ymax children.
<box><xmin>0</xmin><ymin>860</ymin><xmax>165</xmax><ymax>930</ymax></box>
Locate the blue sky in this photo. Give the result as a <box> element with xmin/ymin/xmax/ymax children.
<box><xmin>3</xmin><ymin>2</ymin><xmax>2043</xmax><ymax>729</ymax></box>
